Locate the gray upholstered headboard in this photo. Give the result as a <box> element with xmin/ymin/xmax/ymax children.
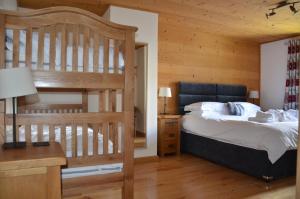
<box><xmin>178</xmin><ymin>82</ymin><xmax>247</xmax><ymax>115</ymax></box>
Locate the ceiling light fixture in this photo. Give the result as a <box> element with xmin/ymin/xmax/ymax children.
<box><xmin>266</xmin><ymin>9</ymin><xmax>276</xmax><ymax>18</ymax></box>
<box><xmin>290</xmin><ymin>4</ymin><xmax>299</xmax><ymax>13</ymax></box>
<box><xmin>266</xmin><ymin>0</ymin><xmax>300</xmax><ymax>19</ymax></box>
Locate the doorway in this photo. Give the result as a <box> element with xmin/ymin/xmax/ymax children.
<box><xmin>134</xmin><ymin>43</ymin><xmax>148</xmax><ymax>148</ymax></box>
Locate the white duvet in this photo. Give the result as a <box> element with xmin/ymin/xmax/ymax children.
<box><xmin>182</xmin><ymin>113</ymin><xmax>298</xmax><ymax>163</ymax></box>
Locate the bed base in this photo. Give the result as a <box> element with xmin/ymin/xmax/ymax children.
<box><xmin>181</xmin><ymin>131</ymin><xmax>297</xmax><ymax>181</ymax></box>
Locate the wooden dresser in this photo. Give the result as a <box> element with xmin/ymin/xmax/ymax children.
<box><xmin>157</xmin><ymin>115</ymin><xmax>181</xmax><ymax>156</ymax></box>
<box><xmin>0</xmin><ymin>143</ymin><xmax>66</xmax><ymax>199</ymax></box>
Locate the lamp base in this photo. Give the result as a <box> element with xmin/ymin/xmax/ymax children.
<box><xmin>32</xmin><ymin>142</ymin><xmax>50</xmax><ymax>147</ymax></box>
<box><xmin>2</xmin><ymin>142</ymin><xmax>27</xmax><ymax>149</ymax></box>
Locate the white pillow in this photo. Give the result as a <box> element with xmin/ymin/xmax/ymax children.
<box><xmin>184</xmin><ymin>102</ymin><xmax>229</xmax><ymax>115</ymax></box>
<box><xmin>233</xmin><ymin>102</ymin><xmax>261</xmax><ymax>117</ymax></box>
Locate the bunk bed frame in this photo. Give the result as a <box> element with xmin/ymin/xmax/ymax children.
<box><xmin>0</xmin><ymin>7</ymin><xmax>137</xmax><ymax>198</ymax></box>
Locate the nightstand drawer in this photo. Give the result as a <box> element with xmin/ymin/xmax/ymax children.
<box><xmin>163</xmin><ymin>119</ymin><xmax>179</xmax><ymax>133</ymax></box>
<box><xmin>163</xmin><ymin>140</ymin><xmax>177</xmax><ymax>154</ymax></box>
<box><xmin>164</xmin><ymin>131</ymin><xmax>177</xmax><ymax>140</ymax></box>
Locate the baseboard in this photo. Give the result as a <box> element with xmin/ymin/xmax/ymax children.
<box><xmin>134</xmin><ymin>156</ymin><xmax>159</xmax><ymax>164</ymax></box>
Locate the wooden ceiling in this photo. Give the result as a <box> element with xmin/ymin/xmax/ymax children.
<box><xmin>18</xmin><ymin>0</ymin><xmax>300</xmax><ymax>43</ymax></box>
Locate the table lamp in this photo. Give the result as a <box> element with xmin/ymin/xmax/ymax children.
<box><xmin>0</xmin><ymin>67</ymin><xmax>37</xmax><ymax>149</ymax></box>
<box><xmin>159</xmin><ymin>87</ymin><xmax>172</xmax><ymax>115</ymax></box>
<box><xmin>249</xmin><ymin>90</ymin><xmax>259</xmax><ymax>104</ymax></box>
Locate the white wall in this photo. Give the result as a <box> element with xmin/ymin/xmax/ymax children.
<box><xmin>0</xmin><ymin>0</ymin><xmax>17</xmax><ymax>10</ymax></box>
<box><xmin>260</xmin><ymin>39</ymin><xmax>289</xmax><ymax>110</ymax></box>
<box><xmin>104</xmin><ymin>6</ymin><xmax>158</xmax><ymax>158</ymax></box>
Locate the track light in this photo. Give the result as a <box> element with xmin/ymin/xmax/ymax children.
<box><xmin>266</xmin><ymin>0</ymin><xmax>299</xmax><ymax>19</ymax></box>
<box><xmin>290</xmin><ymin>4</ymin><xmax>299</xmax><ymax>13</ymax></box>
<box><xmin>266</xmin><ymin>10</ymin><xmax>276</xmax><ymax>19</ymax></box>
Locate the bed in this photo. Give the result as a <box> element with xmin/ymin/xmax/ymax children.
<box><xmin>0</xmin><ymin>7</ymin><xmax>137</xmax><ymax>198</ymax></box>
<box><xmin>178</xmin><ymin>82</ymin><xmax>297</xmax><ymax>181</ymax></box>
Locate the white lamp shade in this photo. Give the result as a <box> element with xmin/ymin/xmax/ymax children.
<box><xmin>159</xmin><ymin>87</ymin><xmax>172</xmax><ymax>97</ymax></box>
<box><xmin>0</xmin><ymin>67</ymin><xmax>37</xmax><ymax>99</ymax></box>
<box><xmin>249</xmin><ymin>90</ymin><xmax>259</xmax><ymax>99</ymax></box>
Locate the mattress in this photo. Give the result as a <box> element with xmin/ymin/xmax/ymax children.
<box><xmin>5</xmin><ymin>29</ymin><xmax>124</xmax><ymax>73</ymax></box>
<box><xmin>5</xmin><ymin>125</ymin><xmax>116</xmax><ymax>157</ymax></box>
<box><xmin>182</xmin><ymin>113</ymin><xmax>298</xmax><ymax>163</ymax></box>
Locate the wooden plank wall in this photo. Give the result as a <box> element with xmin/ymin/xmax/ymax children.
<box><xmin>157</xmin><ymin>13</ymin><xmax>260</xmax><ymax>114</ymax></box>
<box><xmin>18</xmin><ymin>1</ymin><xmax>261</xmax><ymax>115</ymax></box>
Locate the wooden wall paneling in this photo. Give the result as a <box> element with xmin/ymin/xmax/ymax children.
<box><xmin>12</xmin><ymin>29</ymin><xmax>20</xmax><ymax>68</ymax></box>
<box><xmin>157</xmin><ymin>13</ymin><xmax>260</xmax><ymax>114</ymax></box>
<box><xmin>17</xmin><ymin>0</ymin><xmax>300</xmax><ymax>43</ymax></box>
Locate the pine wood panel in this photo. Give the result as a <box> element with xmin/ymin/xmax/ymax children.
<box><xmin>157</xmin><ymin>13</ymin><xmax>260</xmax><ymax>114</ymax></box>
<box><xmin>17</xmin><ymin>1</ymin><xmax>261</xmax><ymax>115</ymax></box>
<box><xmin>18</xmin><ymin>0</ymin><xmax>300</xmax><ymax>43</ymax></box>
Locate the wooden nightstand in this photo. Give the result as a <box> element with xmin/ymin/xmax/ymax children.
<box><xmin>0</xmin><ymin>143</ymin><xmax>66</xmax><ymax>199</ymax></box>
<box><xmin>157</xmin><ymin>115</ymin><xmax>181</xmax><ymax>156</ymax></box>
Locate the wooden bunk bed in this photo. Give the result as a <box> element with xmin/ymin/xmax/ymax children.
<box><xmin>0</xmin><ymin>7</ymin><xmax>137</xmax><ymax>198</ymax></box>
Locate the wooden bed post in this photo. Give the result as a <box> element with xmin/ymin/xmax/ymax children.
<box><xmin>123</xmin><ymin>30</ymin><xmax>135</xmax><ymax>198</ymax></box>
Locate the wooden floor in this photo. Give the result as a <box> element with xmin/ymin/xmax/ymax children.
<box><xmin>64</xmin><ymin>154</ymin><xmax>296</xmax><ymax>199</ymax></box>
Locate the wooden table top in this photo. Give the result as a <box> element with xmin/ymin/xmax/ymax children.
<box><xmin>0</xmin><ymin>142</ymin><xmax>66</xmax><ymax>171</ymax></box>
